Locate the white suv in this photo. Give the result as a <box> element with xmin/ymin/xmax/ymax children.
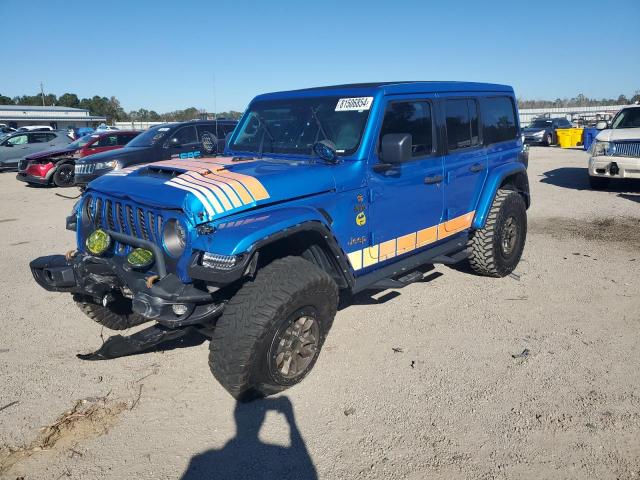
<box><xmin>588</xmin><ymin>105</ymin><xmax>640</xmax><ymax>189</ymax></box>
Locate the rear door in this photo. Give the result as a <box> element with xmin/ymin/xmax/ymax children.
<box><xmin>25</xmin><ymin>132</ymin><xmax>58</xmax><ymax>156</ymax></box>
<box><xmin>441</xmin><ymin>97</ymin><xmax>487</xmax><ymax>231</ymax></box>
<box><xmin>363</xmin><ymin>96</ymin><xmax>444</xmax><ymax>271</ymax></box>
<box><xmin>87</xmin><ymin>134</ymin><xmax>120</xmax><ymax>155</ymax></box>
<box><xmin>480</xmin><ymin>95</ymin><xmax>520</xmax><ymax>182</ymax></box>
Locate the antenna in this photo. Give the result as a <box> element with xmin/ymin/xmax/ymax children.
<box><xmin>40</xmin><ymin>82</ymin><xmax>45</xmax><ymax>106</ymax></box>
<box><xmin>213</xmin><ymin>73</ymin><xmax>218</xmax><ymax>137</ymax></box>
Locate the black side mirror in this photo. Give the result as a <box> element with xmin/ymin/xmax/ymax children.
<box><xmin>381</xmin><ymin>133</ymin><xmax>412</xmax><ymax>164</ymax></box>
<box><xmin>5</xmin><ymin>142</ymin><xmax>12</xmax><ymax>147</ymax></box>
<box><xmin>169</xmin><ymin>137</ymin><xmax>181</xmax><ymax>148</ymax></box>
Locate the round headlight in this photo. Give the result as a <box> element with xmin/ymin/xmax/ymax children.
<box><xmin>86</xmin><ymin>229</ymin><xmax>111</xmax><ymax>255</ymax></box>
<box><xmin>127</xmin><ymin>248</ymin><xmax>154</xmax><ymax>268</ymax></box>
<box><xmin>163</xmin><ymin>219</ymin><xmax>187</xmax><ymax>257</ymax></box>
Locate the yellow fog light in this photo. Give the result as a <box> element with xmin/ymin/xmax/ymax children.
<box><xmin>127</xmin><ymin>248</ymin><xmax>154</xmax><ymax>268</ymax></box>
<box><xmin>86</xmin><ymin>229</ymin><xmax>111</xmax><ymax>255</ymax></box>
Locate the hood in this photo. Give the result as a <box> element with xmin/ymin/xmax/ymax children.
<box><xmin>26</xmin><ymin>146</ymin><xmax>77</xmax><ymax>160</ymax></box>
<box><xmin>76</xmin><ymin>146</ymin><xmax>148</xmax><ymax>164</ymax></box>
<box><xmin>86</xmin><ymin>156</ymin><xmax>337</xmax><ymax>225</ymax></box>
<box><xmin>595</xmin><ymin>127</ymin><xmax>640</xmax><ymax>142</ymax></box>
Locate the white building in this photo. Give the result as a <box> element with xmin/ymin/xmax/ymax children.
<box><xmin>0</xmin><ymin>105</ymin><xmax>106</xmax><ymax>130</ymax></box>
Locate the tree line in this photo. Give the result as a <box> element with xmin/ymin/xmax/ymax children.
<box><xmin>517</xmin><ymin>91</ymin><xmax>640</xmax><ymax>109</ymax></box>
<box><xmin>1</xmin><ymin>90</ymin><xmax>638</xmax><ymax>124</ymax></box>
<box><xmin>0</xmin><ymin>92</ymin><xmax>242</xmax><ymax>123</ymax></box>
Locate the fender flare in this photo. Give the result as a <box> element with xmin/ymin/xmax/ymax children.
<box><xmin>189</xmin><ymin>206</ymin><xmax>355</xmax><ymax>288</ymax></box>
<box><xmin>473</xmin><ymin>163</ymin><xmax>530</xmax><ymax>229</ymax></box>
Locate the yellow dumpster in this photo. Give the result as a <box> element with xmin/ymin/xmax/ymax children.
<box><xmin>571</xmin><ymin>127</ymin><xmax>584</xmax><ymax>146</ymax></box>
<box><xmin>557</xmin><ymin>128</ymin><xmax>583</xmax><ymax>148</ymax></box>
<box><xmin>556</xmin><ymin>129</ymin><xmax>573</xmax><ymax>148</ymax></box>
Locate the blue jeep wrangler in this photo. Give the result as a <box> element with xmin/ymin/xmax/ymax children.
<box><xmin>30</xmin><ymin>82</ymin><xmax>529</xmax><ymax>400</ymax></box>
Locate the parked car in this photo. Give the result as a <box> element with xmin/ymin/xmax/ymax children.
<box><xmin>74</xmin><ymin>119</ymin><xmax>238</xmax><ymax>185</ymax></box>
<box><xmin>522</xmin><ymin>117</ymin><xmax>572</xmax><ymax>146</ymax></box>
<box><xmin>95</xmin><ymin>123</ymin><xmax>119</xmax><ymax>131</ymax></box>
<box><xmin>588</xmin><ymin>105</ymin><xmax>640</xmax><ymax>189</ymax></box>
<box><xmin>0</xmin><ymin>130</ymin><xmax>72</xmax><ymax>171</ymax></box>
<box><xmin>16</xmin><ymin>125</ymin><xmax>55</xmax><ymax>132</ymax></box>
<box><xmin>16</xmin><ymin>130</ymin><xmax>140</xmax><ymax>187</ymax></box>
<box><xmin>30</xmin><ymin>81</ymin><xmax>529</xmax><ymax>399</ymax></box>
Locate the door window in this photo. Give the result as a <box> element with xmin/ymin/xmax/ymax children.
<box><xmin>445</xmin><ymin>99</ymin><xmax>480</xmax><ymax>151</ymax></box>
<box><xmin>482</xmin><ymin>97</ymin><xmax>517</xmax><ymax>145</ymax></box>
<box><xmin>379</xmin><ymin>101</ymin><xmax>434</xmax><ymax>158</ymax></box>
<box><xmin>8</xmin><ymin>134</ymin><xmax>28</xmax><ymax>145</ymax></box>
<box><xmin>172</xmin><ymin>126</ymin><xmax>197</xmax><ymax>145</ymax></box>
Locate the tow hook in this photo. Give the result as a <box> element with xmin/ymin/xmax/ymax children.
<box><xmin>146</xmin><ymin>275</ymin><xmax>160</xmax><ymax>289</ymax></box>
<box><xmin>610</xmin><ymin>162</ymin><xmax>620</xmax><ymax>176</ymax></box>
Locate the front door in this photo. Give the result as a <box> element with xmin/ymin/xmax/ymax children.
<box><xmin>164</xmin><ymin>125</ymin><xmax>201</xmax><ymax>161</ymax></box>
<box><xmin>360</xmin><ymin>96</ymin><xmax>444</xmax><ymax>272</ymax></box>
<box><xmin>441</xmin><ymin>97</ymin><xmax>487</xmax><ymax>229</ymax></box>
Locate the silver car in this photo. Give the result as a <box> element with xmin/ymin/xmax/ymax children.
<box><xmin>0</xmin><ymin>130</ymin><xmax>72</xmax><ymax>171</ymax></box>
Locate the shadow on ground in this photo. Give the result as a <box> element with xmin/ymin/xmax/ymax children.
<box><xmin>540</xmin><ymin>167</ymin><xmax>640</xmax><ymax>194</ymax></box>
<box><xmin>181</xmin><ymin>397</ymin><xmax>317</xmax><ymax>480</ymax></box>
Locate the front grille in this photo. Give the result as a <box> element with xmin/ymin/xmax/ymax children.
<box><xmin>75</xmin><ymin>163</ymin><xmax>95</xmax><ymax>175</ymax></box>
<box><xmin>84</xmin><ymin>195</ymin><xmax>166</xmax><ymax>255</ymax></box>
<box><xmin>611</xmin><ymin>141</ymin><xmax>640</xmax><ymax>158</ymax></box>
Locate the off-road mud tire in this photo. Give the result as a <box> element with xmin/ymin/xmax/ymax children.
<box><xmin>73</xmin><ymin>294</ymin><xmax>149</xmax><ymax>330</ymax></box>
<box><xmin>209</xmin><ymin>256</ymin><xmax>338</xmax><ymax>401</ymax></box>
<box><xmin>468</xmin><ymin>189</ymin><xmax>527</xmax><ymax>277</ymax></box>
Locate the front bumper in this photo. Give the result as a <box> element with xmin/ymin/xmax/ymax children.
<box><xmin>588</xmin><ymin>155</ymin><xmax>640</xmax><ymax>179</ymax></box>
<box><xmin>524</xmin><ymin>135</ymin><xmax>546</xmax><ymax>144</ymax></box>
<box><xmin>16</xmin><ymin>172</ymin><xmax>51</xmax><ymax>185</ymax></box>
<box><xmin>29</xmin><ymin>253</ymin><xmax>224</xmax><ymax>328</ymax></box>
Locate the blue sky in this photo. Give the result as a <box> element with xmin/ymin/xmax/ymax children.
<box><xmin>1</xmin><ymin>0</ymin><xmax>638</xmax><ymax>113</ymax></box>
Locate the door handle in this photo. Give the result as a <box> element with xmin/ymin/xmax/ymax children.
<box><xmin>469</xmin><ymin>163</ymin><xmax>484</xmax><ymax>173</ymax></box>
<box><xmin>424</xmin><ymin>175</ymin><xmax>443</xmax><ymax>185</ymax></box>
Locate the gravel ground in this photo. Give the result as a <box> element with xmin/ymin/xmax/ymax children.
<box><xmin>1</xmin><ymin>147</ymin><xmax>639</xmax><ymax>480</ymax></box>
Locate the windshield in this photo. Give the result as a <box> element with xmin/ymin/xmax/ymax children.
<box><xmin>126</xmin><ymin>125</ymin><xmax>173</xmax><ymax>147</ymax></box>
<box><xmin>530</xmin><ymin>120</ymin><xmax>552</xmax><ymax>128</ymax></box>
<box><xmin>611</xmin><ymin>108</ymin><xmax>640</xmax><ymax>129</ymax></box>
<box><xmin>230</xmin><ymin>96</ymin><xmax>373</xmax><ymax>156</ymax></box>
<box><xmin>68</xmin><ymin>134</ymin><xmax>98</xmax><ymax>149</ymax></box>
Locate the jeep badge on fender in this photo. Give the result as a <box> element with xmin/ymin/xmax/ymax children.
<box><xmin>30</xmin><ymin>82</ymin><xmax>529</xmax><ymax>400</ymax></box>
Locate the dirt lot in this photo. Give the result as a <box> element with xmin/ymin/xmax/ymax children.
<box><xmin>1</xmin><ymin>147</ymin><xmax>639</xmax><ymax>479</ymax></box>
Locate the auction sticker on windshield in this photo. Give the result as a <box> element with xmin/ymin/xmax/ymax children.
<box><xmin>335</xmin><ymin>97</ymin><xmax>373</xmax><ymax>112</ymax></box>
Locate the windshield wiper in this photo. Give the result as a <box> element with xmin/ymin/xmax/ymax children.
<box><xmin>254</xmin><ymin>113</ymin><xmax>275</xmax><ymax>159</ymax></box>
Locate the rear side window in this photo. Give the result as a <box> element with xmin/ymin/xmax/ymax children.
<box><xmin>94</xmin><ymin>135</ymin><xmax>118</xmax><ymax>147</ymax></box>
<box><xmin>379</xmin><ymin>101</ymin><xmax>434</xmax><ymax>158</ymax></box>
<box><xmin>117</xmin><ymin>134</ymin><xmax>136</xmax><ymax>146</ymax></box>
<box><xmin>197</xmin><ymin>124</ymin><xmax>221</xmax><ymax>140</ymax></box>
<box><xmin>445</xmin><ymin>98</ymin><xmax>480</xmax><ymax>151</ymax></box>
<box><xmin>482</xmin><ymin>97</ymin><xmax>517</xmax><ymax>145</ymax></box>
<box><xmin>29</xmin><ymin>132</ymin><xmax>56</xmax><ymax>143</ymax></box>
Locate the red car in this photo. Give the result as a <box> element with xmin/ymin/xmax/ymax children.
<box><xmin>16</xmin><ymin>130</ymin><xmax>140</xmax><ymax>187</ymax></box>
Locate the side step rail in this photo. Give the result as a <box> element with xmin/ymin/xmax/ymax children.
<box><xmin>352</xmin><ymin>236</ymin><xmax>468</xmax><ymax>293</ymax></box>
